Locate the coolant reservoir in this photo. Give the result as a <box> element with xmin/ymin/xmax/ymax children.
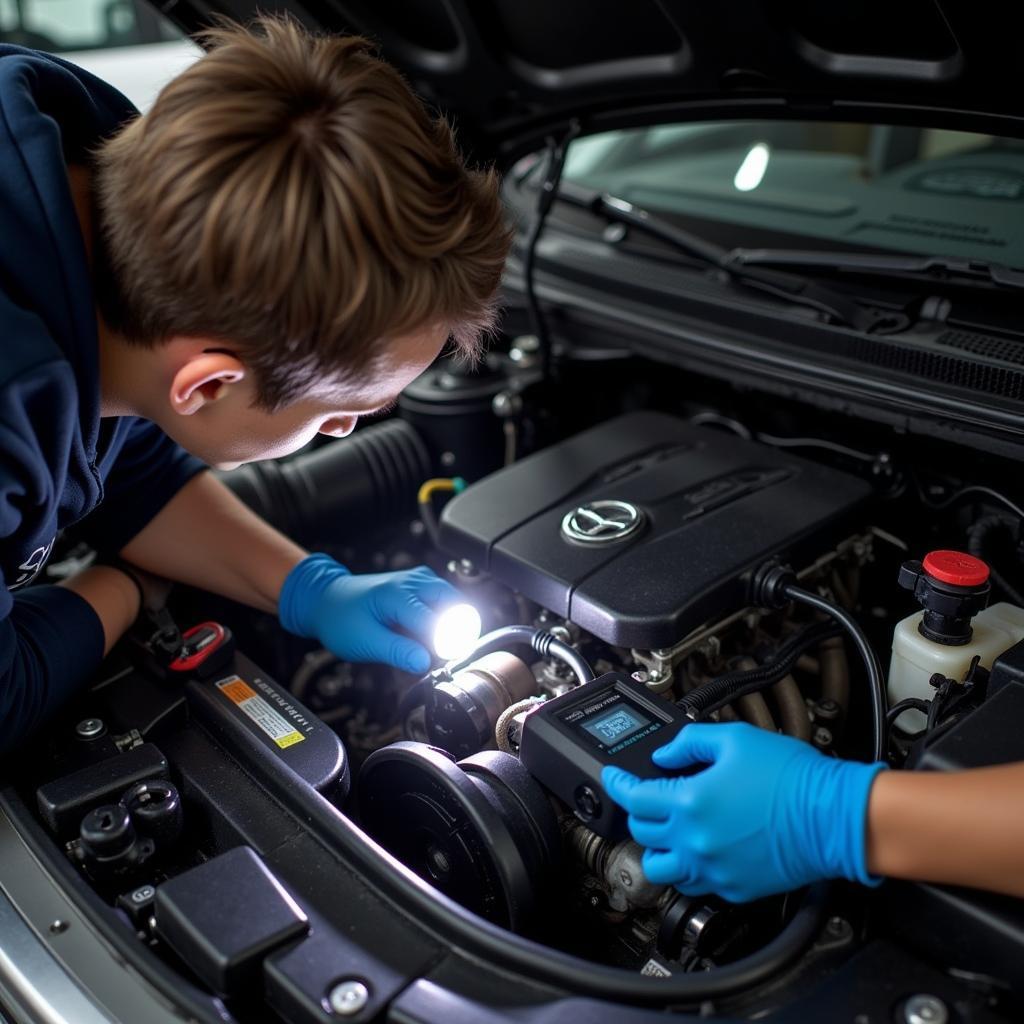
<box><xmin>888</xmin><ymin>550</ymin><xmax>1024</xmax><ymax>731</ymax></box>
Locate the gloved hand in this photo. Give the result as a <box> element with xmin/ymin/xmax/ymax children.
<box><xmin>278</xmin><ymin>553</ymin><xmax>462</xmax><ymax>674</ymax></box>
<box><xmin>602</xmin><ymin>722</ymin><xmax>886</xmax><ymax>903</ymax></box>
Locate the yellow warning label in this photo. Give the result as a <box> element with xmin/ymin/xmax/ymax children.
<box><xmin>216</xmin><ymin>675</ymin><xmax>305</xmax><ymax>750</ymax></box>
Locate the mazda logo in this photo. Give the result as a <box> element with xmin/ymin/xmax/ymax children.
<box><xmin>561</xmin><ymin>500</ymin><xmax>644</xmax><ymax>545</ymax></box>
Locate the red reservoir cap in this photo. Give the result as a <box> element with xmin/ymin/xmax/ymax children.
<box><xmin>922</xmin><ymin>550</ymin><xmax>990</xmax><ymax>588</ymax></box>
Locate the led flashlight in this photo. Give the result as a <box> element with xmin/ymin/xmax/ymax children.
<box><xmin>432</xmin><ymin>603</ymin><xmax>482</xmax><ymax>661</ymax></box>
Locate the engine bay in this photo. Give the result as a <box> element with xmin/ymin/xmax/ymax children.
<box><xmin>4</xmin><ymin>356</ymin><xmax>1024</xmax><ymax>1024</ymax></box>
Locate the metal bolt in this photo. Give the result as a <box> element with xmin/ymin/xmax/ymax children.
<box><xmin>75</xmin><ymin>718</ymin><xmax>104</xmax><ymax>739</ymax></box>
<box><xmin>602</xmin><ymin>222</ymin><xmax>628</xmax><ymax>244</ymax></box>
<box><xmin>904</xmin><ymin>994</ymin><xmax>949</xmax><ymax>1024</ymax></box>
<box><xmin>49</xmin><ymin>920</ymin><xmax>69</xmax><ymax>935</ymax></box>
<box><xmin>440</xmin><ymin>451</ymin><xmax>456</xmax><ymax>468</ymax></box>
<box><xmin>492</xmin><ymin>391</ymin><xmax>523</xmax><ymax>418</ymax></box>
<box><xmin>813</xmin><ymin>726</ymin><xmax>833</xmax><ymax>748</ymax></box>
<box><xmin>328</xmin><ymin>979</ymin><xmax>370</xmax><ymax>1017</ymax></box>
<box><xmin>826</xmin><ymin>915</ymin><xmax>852</xmax><ymax>940</ymax></box>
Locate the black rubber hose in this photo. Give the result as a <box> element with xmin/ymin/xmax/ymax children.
<box><xmin>967</xmin><ymin>514</ymin><xmax>1024</xmax><ymax>606</ymax></box>
<box><xmin>679</xmin><ymin>621</ymin><xmax>842</xmax><ymax>721</ymax></box>
<box><xmin>218</xmin><ymin>419</ymin><xmax>431</xmax><ymax>546</ymax></box>
<box><xmin>887</xmin><ymin>697</ymin><xmax>931</xmax><ymax>731</ymax></box>
<box><xmin>780</xmin><ymin>583</ymin><xmax>887</xmax><ymax>763</ymax></box>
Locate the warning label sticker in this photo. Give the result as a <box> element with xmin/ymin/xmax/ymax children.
<box><xmin>216</xmin><ymin>676</ymin><xmax>306</xmax><ymax>749</ymax></box>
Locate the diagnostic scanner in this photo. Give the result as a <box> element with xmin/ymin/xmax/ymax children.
<box><xmin>519</xmin><ymin>672</ymin><xmax>689</xmax><ymax>839</ymax></box>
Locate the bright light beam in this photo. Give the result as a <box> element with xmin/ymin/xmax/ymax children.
<box><xmin>432</xmin><ymin>604</ymin><xmax>482</xmax><ymax>661</ymax></box>
<box><xmin>733</xmin><ymin>143</ymin><xmax>770</xmax><ymax>192</ymax></box>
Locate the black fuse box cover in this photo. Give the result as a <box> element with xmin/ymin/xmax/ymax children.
<box><xmin>888</xmin><ymin>682</ymin><xmax>1024</xmax><ymax>992</ymax></box>
<box><xmin>154</xmin><ymin>845</ymin><xmax>308</xmax><ymax>996</ymax></box>
<box><xmin>440</xmin><ymin>412</ymin><xmax>871</xmax><ymax>648</ymax></box>
<box><xmin>36</xmin><ymin>742</ymin><xmax>169</xmax><ymax>840</ymax></box>
<box><xmin>913</xmin><ymin>680</ymin><xmax>1024</xmax><ymax>771</ymax></box>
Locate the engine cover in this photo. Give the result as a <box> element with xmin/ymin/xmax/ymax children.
<box><xmin>439</xmin><ymin>412</ymin><xmax>871</xmax><ymax>649</ymax></box>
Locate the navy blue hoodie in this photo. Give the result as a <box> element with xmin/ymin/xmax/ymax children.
<box><xmin>0</xmin><ymin>45</ymin><xmax>205</xmax><ymax>751</ymax></box>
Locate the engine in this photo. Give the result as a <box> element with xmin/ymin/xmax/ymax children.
<box><xmin>354</xmin><ymin>412</ymin><xmax>883</xmax><ymax>969</ymax></box>
<box><xmin>14</xmin><ymin>367</ymin><xmax>1024</xmax><ymax>1023</ymax></box>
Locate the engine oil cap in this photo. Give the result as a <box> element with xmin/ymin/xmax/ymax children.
<box><xmin>922</xmin><ymin>550</ymin><xmax>990</xmax><ymax>588</ymax></box>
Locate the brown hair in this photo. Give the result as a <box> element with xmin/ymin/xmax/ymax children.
<box><xmin>94</xmin><ymin>16</ymin><xmax>510</xmax><ymax>409</ymax></box>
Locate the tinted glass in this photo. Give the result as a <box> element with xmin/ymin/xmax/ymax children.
<box><xmin>561</xmin><ymin>121</ymin><xmax>1024</xmax><ymax>266</ymax></box>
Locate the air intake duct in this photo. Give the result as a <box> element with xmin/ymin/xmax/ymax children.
<box><xmin>219</xmin><ymin>420</ymin><xmax>431</xmax><ymax>547</ymax></box>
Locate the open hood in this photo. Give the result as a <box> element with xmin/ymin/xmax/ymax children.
<box><xmin>166</xmin><ymin>1</ymin><xmax>1022</xmax><ymax>163</ymax></box>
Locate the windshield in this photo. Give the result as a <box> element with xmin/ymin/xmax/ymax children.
<box><xmin>560</xmin><ymin>121</ymin><xmax>1024</xmax><ymax>268</ymax></box>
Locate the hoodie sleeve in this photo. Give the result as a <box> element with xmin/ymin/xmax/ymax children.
<box><xmin>0</xmin><ymin>362</ymin><xmax>105</xmax><ymax>755</ymax></box>
<box><xmin>79</xmin><ymin>417</ymin><xmax>207</xmax><ymax>555</ymax></box>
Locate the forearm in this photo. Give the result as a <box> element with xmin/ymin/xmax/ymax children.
<box><xmin>57</xmin><ymin>565</ymin><xmax>140</xmax><ymax>655</ymax></box>
<box><xmin>867</xmin><ymin>764</ymin><xmax>1024</xmax><ymax>898</ymax></box>
<box><xmin>119</xmin><ymin>471</ymin><xmax>307</xmax><ymax>614</ymax></box>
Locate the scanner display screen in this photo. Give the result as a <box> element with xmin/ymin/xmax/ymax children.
<box><xmin>581</xmin><ymin>705</ymin><xmax>650</xmax><ymax>747</ymax></box>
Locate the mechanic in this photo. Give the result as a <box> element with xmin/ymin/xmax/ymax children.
<box><xmin>603</xmin><ymin>722</ymin><xmax>1024</xmax><ymax>902</ymax></box>
<box><xmin>0</xmin><ymin>17</ymin><xmax>510</xmax><ymax>753</ymax></box>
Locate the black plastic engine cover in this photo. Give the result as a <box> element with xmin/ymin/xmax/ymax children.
<box><xmin>440</xmin><ymin>412</ymin><xmax>871</xmax><ymax>649</ymax></box>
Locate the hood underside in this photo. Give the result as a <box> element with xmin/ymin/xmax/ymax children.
<box><xmin>165</xmin><ymin>1</ymin><xmax>1024</xmax><ymax>163</ymax></box>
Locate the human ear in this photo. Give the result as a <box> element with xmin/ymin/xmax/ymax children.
<box><xmin>318</xmin><ymin>415</ymin><xmax>358</xmax><ymax>438</ymax></box>
<box><xmin>169</xmin><ymin>352</ymin><xmax>246</xmax><ymax>416</ymax></box>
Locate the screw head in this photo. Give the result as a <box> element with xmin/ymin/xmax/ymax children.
<box><xmin>75</xmin><ymin>718</ymin><xmax>104</xmax><ymax>739</ymax></box>
<box><xmin>813</xmin><ymin>726</ymin><xmax>833</xmax><ymax>748</ymax></box>
<box><xmin>904</xmin><ymin>994</ymin><xmax>949</xmax><ymax>1024</ymax></box>
<box><xmin>48</xmin><ymin>920</ymin><xmax>69</xmax><ymax>935</ymax></box>
<box><xmin>329</xmin><ymin>979</ymin><xmax>370</xmax><ymax>1017</ymax></box>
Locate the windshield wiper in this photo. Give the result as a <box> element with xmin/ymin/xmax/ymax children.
<box><xmin>556</xmin><ymin>185</ymin><xmax>905</xmax><ymax>333</ymax></box>
<box><xmin>725</xmin><ymin>248</ymin><xmax>1024</xmax><ymax>291</ymax></box>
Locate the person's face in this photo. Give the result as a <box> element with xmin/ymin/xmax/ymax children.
<box><xmin>158</xmin><ymin>324</ymin><xmax>447</xmax><ymax>470</ymax></box>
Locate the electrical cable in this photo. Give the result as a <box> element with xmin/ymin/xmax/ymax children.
<box><xmin>416</xmin><ymin>476</ymin><xmax>466</xmax><ymax>548</ymax></box>
<box><xmin>522</xmin><ymin>121</ymin><xmax>581</xmax><ymax>382</ymax></box>
<box><xmin>678</xmin><ymin>622</ymin><xmax>842</xmax><ymax>721</ymax></box>
<box><xmin>917</xmin><ymin>481</ymin><xmax>1024</xmax><ymax>521</ymax></box>
<box><xmin>754</xmin><ymin>569</ymin><xmax>887</xmax><ymax>762</ymax></box>
<box><xmin>398</xmin><ymin>625</ymin><xmax>595</xmax><ymax>736</ymax></box>
<box><xmin>446</xmin><ymin>625</ymin><xmax>595</xmax><ymax>686</ymax></box>
<box><xmin>755</xmin><ymin>433</ymin><xmax>878</xmax><ymax>463</ymax></box>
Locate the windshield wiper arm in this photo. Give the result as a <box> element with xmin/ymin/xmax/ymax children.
<box><xmin>556</xmin><ymin>186</ymin><xmax>903</xmax><ymax>333</ymax></box>
<box><xmin>725</xmin><ymin>247</ymin><xmax>1024</xmax><ymax>291</ymax></box>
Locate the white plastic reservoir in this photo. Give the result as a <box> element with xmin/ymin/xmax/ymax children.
<box><xmin>889</xmin><ymin>601</ymin><xmax>1024</xmax><ymax>731</ymax></box>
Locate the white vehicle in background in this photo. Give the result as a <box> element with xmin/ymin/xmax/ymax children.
<box><xmin>0</xmin><ymin>0</ymin><xmax>199</xmax><ymax>110</ymax></box>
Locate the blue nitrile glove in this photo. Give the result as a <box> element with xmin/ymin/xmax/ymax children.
<box><xmin>602</xmin><ymin>722</ymin><xmax>886</xmax><ymax>903</ymax></box>
<box><xmin>278</xmin><ymin>554</ymin><xmax>462</xmax><ymax>674</ymax></box>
